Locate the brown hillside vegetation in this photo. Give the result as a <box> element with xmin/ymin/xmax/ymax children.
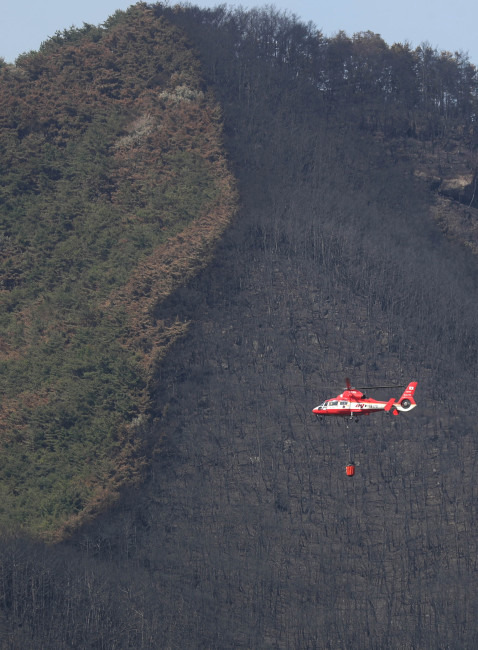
<box><xmin>0</xmin><ymin>4</ymin><xmax>236</xmax><ymax>537</ymax></box>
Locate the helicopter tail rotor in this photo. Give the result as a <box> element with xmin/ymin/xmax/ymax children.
<box><xmin>394</xmin><ymin>382</ymin><xmax>418</xmax><ymax>412</ymax></box>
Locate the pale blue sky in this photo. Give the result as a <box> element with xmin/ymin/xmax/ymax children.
<box><xmin>2</xmin><ymin>1</ymin><xmax>477</xmax><ymax>65</ymax></box>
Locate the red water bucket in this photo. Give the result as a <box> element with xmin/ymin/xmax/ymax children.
<box><xmin>345</xmin><ymin>463</ymin><xmax>355</xmax><ymax>477</ymax></box>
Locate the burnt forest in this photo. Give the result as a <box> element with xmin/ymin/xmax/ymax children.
<box><xmin>1</xmin><ymin>2</ymin><xmax>478</xmax><ymax>648</ymax></box>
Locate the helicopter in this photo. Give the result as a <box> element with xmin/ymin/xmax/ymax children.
<box><xmin>313</xmin><ymin>378</ymin><xmax>417</xmax><ymax>420</ymax></box>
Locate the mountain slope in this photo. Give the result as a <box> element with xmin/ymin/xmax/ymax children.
<box><xmin>0</xmin><ymin>5</ymin><xmax>236</xmax><ymax>537</ymax></box>
<box><xmin>2</xmin><ymin>4</ymin><xmax>478</xmax><ymax>649</ymax></box>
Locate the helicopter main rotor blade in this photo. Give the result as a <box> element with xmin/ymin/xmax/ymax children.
<box><xmin>358</xmin><ymin>385</ymin><xmax>405</xmax><ymax>390</ymax></box>
<box><xmin>344</xmin><ymin>378</ymin><xmax>403</xmax><ymax>390</ymax></box>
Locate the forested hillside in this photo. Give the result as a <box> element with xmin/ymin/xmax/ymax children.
<box><xmin>0</xmin><ymin>4</ymin><xmax>236</xmax><ymax>536</ymax></box>
<box><xmin>2</xmin><ymin>2</ymin><xmax>478</xmax><ymax>648</ymax></box>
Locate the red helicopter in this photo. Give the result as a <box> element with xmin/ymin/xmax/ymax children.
<box><xmin>313</xmin><ymin>378</ymin><xmax>417</xmax><ymax>420</ymax></box>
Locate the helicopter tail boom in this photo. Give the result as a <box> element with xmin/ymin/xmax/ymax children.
<box><xmin>384</xmin><ymin>398</ymin><xmax>396</xmax><ymax>412</ymax></box>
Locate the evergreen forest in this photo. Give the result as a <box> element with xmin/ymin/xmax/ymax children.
<box><xmin>1</xmin><ymin>2</ymin><xmax>478</xmax><ymax>647</ymax></box>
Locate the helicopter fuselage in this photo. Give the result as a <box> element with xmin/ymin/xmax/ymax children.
<box><xmin>313</xmin><ymin>398</ymin><xmax>391</xmax><ymax>417</ymax></box>
<box><xmin>313</xmin><ymin>381</ymin><xmax>417</xmax><ymax>418</ymax></box>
